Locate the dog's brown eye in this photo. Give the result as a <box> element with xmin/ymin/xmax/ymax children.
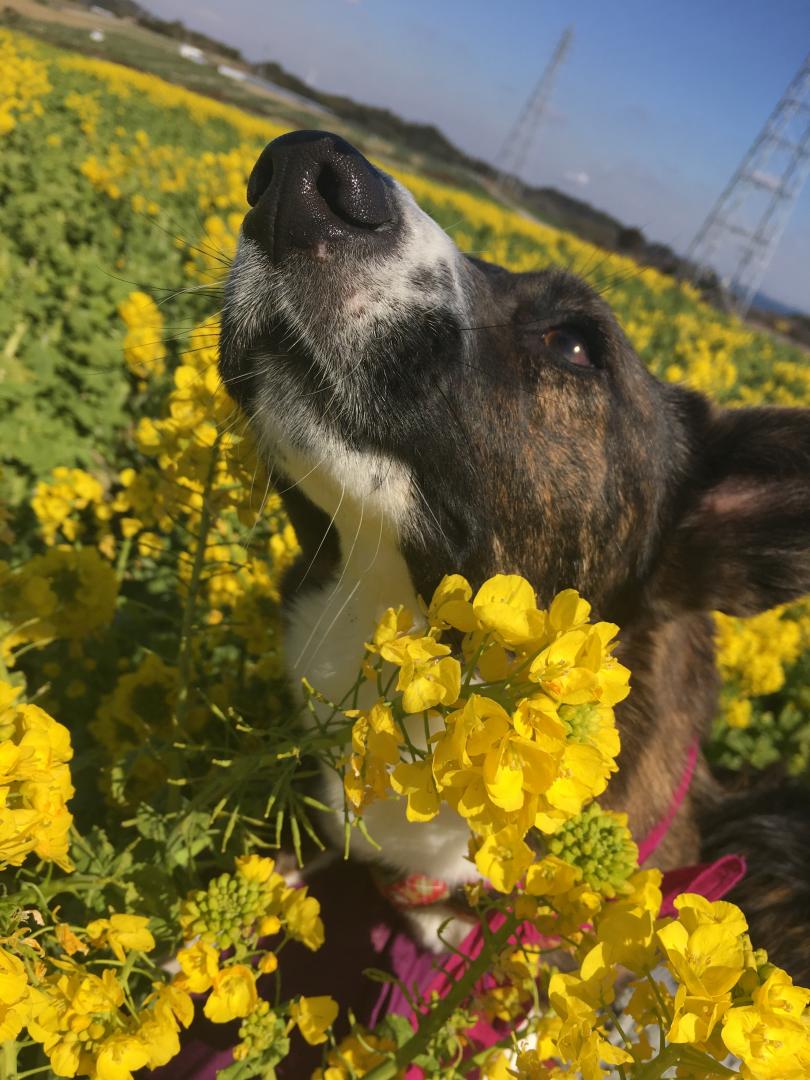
<box><xmin>542</xmin><ymin>328</ymin><xmax>593</xmax><ymax>368</ymax></box>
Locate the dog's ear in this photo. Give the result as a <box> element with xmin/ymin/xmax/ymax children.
<box><xmin>651</xmin><ymin>405</ymin><xmax>810</xmax><ymax>617</ymax></box>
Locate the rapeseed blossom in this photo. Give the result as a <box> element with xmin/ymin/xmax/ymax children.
<box><xmin>118</xmin><ymin>291</ymin><xmax>165</xmax><ymax>380</ymax></box>
<box><xmin>0</xmin><ymin>681</ymin><xmax>74</xmax><ymax>870</ymax></box>
<box><xmin>356</xmin><ymin>574</ymin><xmax>630</xmax><ymax>888</ymax></box>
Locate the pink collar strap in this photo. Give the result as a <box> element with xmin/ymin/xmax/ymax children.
<box><xmin>636</xmin><ymin>737</ymin><xmax>700</xmax><ymax>864</ymax></box>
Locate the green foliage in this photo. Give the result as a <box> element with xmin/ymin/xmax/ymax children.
<box><xmin>709</xmin><ymin>652</ymin><xmax>810</xmax><ymax>778</ymax></box>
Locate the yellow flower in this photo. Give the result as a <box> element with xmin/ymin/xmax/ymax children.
<box><xmin>176</xmin><ymin>940</ymin><xmax>219</xmax><ymax>993</ymax></box>
<box><xmin>549</xmin><ymin>969</ymin><xmax>633</xmax><ymax>1080</ymax></box>
<box><xmin>525</xmin><ymin>854</ymin><xmax>581</xmax><ymax>897</ymax></box>
<box><xmin>370</xmin><ymin>605</ymin><xmax>414</xmax><ymax>649</ymax></box>
<box><xmin>55</xmin><ymin>922</ymin><xmax>87</xmax><ymax>956</ymax></box>
<box><xmin>86</xmin><ymin>914</ymin><xmax>155</xmax><ymax>962</ymax></box>
<box><xmin>118</xmin><ymin>290</ymin><xmax>165</xmax><ymax>379</ymax></box>
<box><xmin>234</xmin><ymin>853</ymin><xmax>278</xmax><ymax>884</ymax></box>
<box><xmin>26</xmin><ymin>964</ymin><xmax>134</xmax><ymax>1077</ymax></box>
<box><xmin>147</xmin><ymin>981</ymin><xmax>194</xmax><ymax>1030</ymax></box>
<box><xmin>290</xmin><ymin>994</ymin><xmax>338</xmax><ymax>1045</ymax></box>
<box><xmin>93</xmin><ymin>653</ymin><xmax>178</xmax><ymax>759</ymax></box>
<box><xmin>595</xmin><ymin>901</ymin><xmax>658</xmax><ymax>975</ymax></box>
<box><xmin>0</xmin><ymin>946</ymin><xmax>30</xmax><ymax>1041</ymax></box>
<box><xmin>31</xmin><ymin>466</ymin><xmax>105</xmax><ymax>545</ymax></box>
<box><xmin>403</xmin><ymin>656</ymin><xmax>460</xmax><ymax>714</ymax></box>
<box><xmin>258</xmin><ymin>951</ymin><xmax>278</xmax><ymax>974</ymax></box>
<box><xmin>427</xmin><ymin>573</ymin><xmax>479</xmax><ymax>631</ymax></box>
<box><xmin>658</xmin><ymin>915</ymin><xmax>745</xmax><ymax>1005</ymax></box>
<box><xmin>556</xmin><ymin>943</ymin><xmax>617</xmax><ymax>1011</ymax></box>
<box><xmin>512</xmin><ymin>694</ymin><xmax>567</xmax><ymax>748</ymax></box>
<box><xmin>204</xmin><ymin>964</ymin><xmax>258</xmax><ymax>1023</ymax></box>
<box><xmin>481</xmin><ymin>1050</ymin><xmax>512</xmax><ymax>1078</ymax></box>
<box><xmin>390</xmin><ymin>759</ymin><xmax>441</xmax><ymax>821</ymax></box>
<box><xmin>722</xmin><ymin>969</ymin><xmax>810</xmax><ymax>1079</ymax></box>
<box><xmin>474</xmin><ymin>825</ymin><xmax>534</xmax><ymax>893</ymax></box>
<box><xmin>547</xmin><ymin>588</ymin><xmax>592</xmax><ymax>634</ymax></box>
<box><xmin>751</xmin><ymin>967</ymin><xmax>810</xmax><ymax>1018</ymax></box>
<box><xmin>137</xmin><ymin>1005</ymin><xmax>183</xmax><ymax>1069</ymax></box>
<box><xmin>433</xmin><ymin>694</ymin><xmax>560</xmax><ymax>829</ymax></box>
<box><xmin>668</xmin><ymin>985</ymin><xmax>732</xmax><ymax>1044</ymax></box>
<box><xmin>482</xmin><ymin>727</ymin><xmax>558</xmax><ymax>812</ymax></box>
<box><xmin>2</xmin><ymin>546</ymin><xmax>118</xmax><ymax>648</ymax></box>
<box><xmin>351</xmin><ymin>701</ymin><xmax>402</xmax><ymax>763</ymax></box>
<box><xmin>344</xmin><ymin>701</ymin><xmax>403</xmax><ymax>811</ymax></box>
<box><xmin>541</xmin><ymin>741</ymin><xmax>614</xmax><ymax>821</ymax></box>
<box><xmin>282</xmin><ymin>887</ymin><xmax>324</xmax><ymax>951</ymax></box>
<box><xmin>311</xmin><ymin>1027</ymin><xmax>396</xmax><ymax>1078</ymax></box>
<box><xmin>673</xmin><ymin>892</ymin><xmax>748</xmax><ymax>937</ymax></box>
<box><xmin>0</xmin><ymin>688</ymin><xmax>74</xmax><ymax>871</ymax></box>
<box><xmin>724</xmin><ymin>697</ymin><xmax>752</xmax><ymax>729</ymax></box>
<box><xmin>472</xmin><ymin>574</ymin><xmax>546</xmax><ymax>648</ymax></box>
<box><xmin>95</xmin><ymin>1032</ymin><xmax>151</xmax><ymax>1080</ymax></box>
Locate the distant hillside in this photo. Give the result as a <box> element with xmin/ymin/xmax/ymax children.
<box><xmin>74</xmin><ymin>0</ymin><xmax>242</xmax><ymax>60</ymax></box>
<box><xmin>71</xmin><ymin>0</ymin><xmax>805</xmax><ymax>331</ymax></box>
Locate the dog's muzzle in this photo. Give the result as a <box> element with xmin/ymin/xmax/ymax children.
<box><xmin>242</xmin><ymin>129</ymin><xmax>399</xmax><ymax>264</ymax></box>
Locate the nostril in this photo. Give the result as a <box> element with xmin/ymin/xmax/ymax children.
<box><xmin>315</xmin><ymin>161</ymin><xmax>392</xmax><ymax>230</ymax></box>
<box><xmin>315</xmin><ymin>164</ymin><xmax>343</xmax><ymax>220</ymax></box>
<box><xmin>247</xmin><ymin>155</ymin><xmax>274</xmax><ymax>207</ymax></box>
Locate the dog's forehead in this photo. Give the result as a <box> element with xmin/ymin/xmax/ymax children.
<box><xmin>467</xmin><ymin>258</ymin><xmax>622</xmax><ymax>329</ymax></box>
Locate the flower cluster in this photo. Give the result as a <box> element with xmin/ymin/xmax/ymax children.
<box><xmin>31</xmin><ymin>467</ymin><xmax>106</xmax><ymax>546</ymax></box>
<box><xmin>0</xmin><ymin>30</ymin><xmax>51</xmax><ymax>135</ymax></box>
<box><xmin>471</xmin><ymin>876</ymin><xmax>810</xmax><ymax>1080</ymax></box>
<box><xmin>23</xmin><ymin>950</ymin><xmax>191</xmax><ymax>1079</ymax></box>
<box><xmin>173</xmin><ymin>855</ymin><xmax>339</xmax><ymax>1068</ymax></box>
<box><xmin>0</xmin><ymin>547</ymin><xmax>119</xmax><ymax>660</ymax></box>
<box><xmin>347</xmin><ymin>574</ymin><xmax>630</xmax><ymax>893</ymax></box>
<box><xmin>118</xmin><ymin>290</ymin><xmax>166</xmax><ymax>380</ymax></box>
<box><xmin>0</xmin><ymin>680</ymin><xmax>74</xmax><ymax>870</ymax></box>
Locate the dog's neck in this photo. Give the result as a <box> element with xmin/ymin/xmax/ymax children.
<box><xmin>605</xmin><ymin>611</ymin><xmax>718</xmax><ymax>867</ymax></box>
<box><xmin>284</xmin><ymin>521</ymin><xmax>476</xmax><ymax>886</ymax></box>
<box><xmin>283</xmin><ymin>510</ymin><xmax>713</xmax><ymax>884</ymax></box>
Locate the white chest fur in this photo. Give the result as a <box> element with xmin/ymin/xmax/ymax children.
<box><xmin>284</xmin><ymin>509</ymin><xmax>476</xmax><ymax>888</ymax></box>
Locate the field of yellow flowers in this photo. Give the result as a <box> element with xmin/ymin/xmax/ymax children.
<box><xmin>1</xmin><ymin>26</ymin><xmax>810</xmax><ymax>1080</ymax></box>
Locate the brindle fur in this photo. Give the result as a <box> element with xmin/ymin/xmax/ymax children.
<box><xmin>221</xmin><ymin>132</ymin><xmax>810</xmax><ymax>981</ymax></box>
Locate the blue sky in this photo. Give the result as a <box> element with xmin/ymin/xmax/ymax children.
<box><xmin>145</xmin><ymin>0</ymin><xmax>810</xmax><ymax>312</ymax></box>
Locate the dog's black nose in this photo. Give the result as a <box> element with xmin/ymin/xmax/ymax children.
<box><xmin>243</xmin><ymin>130</ymin><xmax>396</xmax><ymax>262</ymax></box>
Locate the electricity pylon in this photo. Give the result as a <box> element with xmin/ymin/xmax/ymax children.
<box><xmin>686</xmin><ymin>53</ymin><xmax>810</xmax><ymax>316</ymax></box>
<box><xmin>496</xmin><ymin>27</ymin><xmax>573</xmax><ymax>188</ymax></box>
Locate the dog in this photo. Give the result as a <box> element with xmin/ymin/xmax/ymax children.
<box><xmin>219</xmin><ymin>129</ymin><xmax>810</xmax><ymax>982</ymax></box>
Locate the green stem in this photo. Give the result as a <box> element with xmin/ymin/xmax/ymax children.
<box><xmin>1</xmin><ymin>1040</ymin><xmax>17</xmax><ymax>1080</ymax></box>
<box><xmin>115</xmin><ymin>534</ymin><xmax>133</xmax><ymax>582</ymax></box>
<box><xmin>175</xmin><ymin>432</ymin><xmax>222</xmax><ymax>731</ymax></box>
<box><xmin>363</xmin><ymin>914</ymin><xmax>518</xmax><ymax>1080</ymax></box>
<box><xmin>645</xmin><ymin>971</ymin><xmax>673</xmax><ymax>1026</ymax></box>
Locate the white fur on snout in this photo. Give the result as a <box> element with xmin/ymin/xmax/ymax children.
<box><xmin>224</xmin><ymin>176</ymin><xmax>468</xmax><ymax>372</ymax></box>
<box><xmin>320</xmin><ymin>180</ymin><xmax>467</xmax><ymax>350</ymax></box>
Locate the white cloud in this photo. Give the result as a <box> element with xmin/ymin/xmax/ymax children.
<box><xmin>564</xmin><ymin>170</ymin><xmax>590</xmax><ymax>187</ymax></box>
